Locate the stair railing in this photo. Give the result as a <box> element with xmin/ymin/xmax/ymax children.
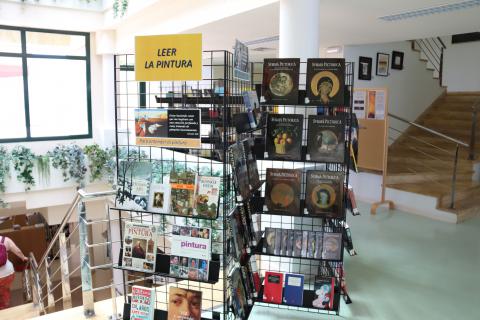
<box><xmin>388</xmin><ymin>113</ymin><xmax>469</xmax><ymax>209</ymax></box>
<box><xmin>25</xmin><ymin>189</ymin><xmax>117</xmax><ymax>317</ymax></box>
<box><xmin>468</xmin><ymin>99</ymin><xmax>480</xmax><ymax>160</ymax></box>
<box><xmin>414</xmin><ymin>37</ymin><xmax>446</xmax><ymax>86</ymax></box>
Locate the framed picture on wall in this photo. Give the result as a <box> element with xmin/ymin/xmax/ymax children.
<box><xmin>376</xmin><ymin>53</ymin><xmax>389</xmax><ymax>76</ymax></box>
<box><xmin>358</xmin><ymin>56</ymin><xmax>372</xmax><ymax>80</ymax></box>
<box><xmin>391</xmin><ymin>51</ymin><xmax>404</xmax><ymax>70</ymax></box>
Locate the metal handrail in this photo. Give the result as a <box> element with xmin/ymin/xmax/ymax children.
<box><xmin>389</xmin><ymin>113</ymin><xmax>469</xmax><ymax>148</ymax></box>
<box><xmin>468</xmin><ymin>99</ymin><xmax>480</xmax><ymax>160</ymax></box>
<box><xmin>37</xmin><ymin>189</ymin><xmax>116</xmax><ymax>269</ymax></box>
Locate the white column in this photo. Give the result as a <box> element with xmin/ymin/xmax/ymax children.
<box><xmin>279</xmin><ymin>0</ymin><xmax>320</xmax><ymax>59</ymax></box>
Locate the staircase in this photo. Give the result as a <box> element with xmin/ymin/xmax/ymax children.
<box><xmin>411</xmin><ymin>37</ymin><xmax>446</xmax><ymax>83</ymax></box>
<box><xmin>387</xmin><ymin>92</ymin><xmax>480</xmax><ymax>222</ymax></box>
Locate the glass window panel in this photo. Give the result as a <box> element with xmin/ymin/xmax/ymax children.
<box><xmin>26</xmin><ymin>32</ymin><xmax>86</xmax><ymax>56</ymax></box>
<box><xmin>28</xmin><ymin>58</ymin><xmax>89</xmax><ymax>137</ymax></box>
<box><xmin>0</xmin><ymin>57</ymin><xmax>27</xmax><ymax>139</ymax></box>
<box><xmin>0</xmin><ymin>29</ymin><xmax>22</xmax><ymax>53</ymax></box>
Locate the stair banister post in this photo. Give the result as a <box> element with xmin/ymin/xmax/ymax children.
<box><xmin>78</xmin><ymin>188</ymin><xmax>95</xmax><ymax>317</ymax></box>
<box><xmin>469</xmin><ymin>105</ymin><xmax>477</xmax><ymax>160</ymax></box>
<box><xmin>44</xmin><ymin>256</ymin><xmax>55</xmax><ymax>313</ymax></box>
<box><xmin>59</xmin><ymin>232</ymin><xmax>73</xmax><ymax>309</ymax></box>
<box><xmin>450</xmin><ymin>145</ymin><xmax>460</xmax><ymax>209</ymax></box>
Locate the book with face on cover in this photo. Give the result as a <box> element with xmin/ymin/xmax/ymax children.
<box><xmin>293</xmin><ymin>230</ymin><xmax>303</xmax><ymax>257</ymax></box>
<box><xmin>266</xmin><ymin>114</ymin><xmax>303</xmax><ymax>161</ymax></box>
<box><xmin>122</xmin><ymin>222</ymin><xmax>158</xmax><ymax>273</ymax></box>
<box><xmin>148</xmin><ymin>183</ymin><xmax>171</xmax><ymax>213</ymax></box>
<box><xmin>306</xmin><ymin>58</ymin><xmax>345</xmax><ymax>106</ymax></box>
<box><xmin>130</xmin><ymin>286</ymin><xmax>155</xmax><ymax>320</ymax></box>
<box><xmin>116</xmin><ymin>161</ymin><xmax>152</xmax><ymax>211</ymax></box>
<box><xmin>321</xmin><ymin>232</ymin><xmax>343</xmax><ymax>261</ymax></box>
<box><xmin>265</xmin><ymin>168</ymin><xmax>302</xmax><ymax>215</ymax></box>
<box><xmin>168</xmin><ymin>287</ymin><xmax>202</xmax><ymax>320</ymax></box>
<box><xmin>263</xmin><ymin>228</ymin><xmax>276</xmax><ymax>255</ymax></box>
<box><xmin>262</xmin><ymin>58</ymin><xmax>300</xmax><ymax>105</ymax></box>
<box><xmin>305</xmin><ymin>170</ymin><xmax>344</xmax><ymax>218</ymax></box>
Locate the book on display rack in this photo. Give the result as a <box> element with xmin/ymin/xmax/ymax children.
<box><xmin>307</xmin><ymin>115</ymin><xmax>346</xmax><ymax>163</ymax></box>
<box><xmin>116</xmin><ymin>161</ymin><xmax>152</xmax><ymax>211</ymax></box>
<box><xmin>265</xmin><ymin>113</ymin><xmax>303</xmax><ymax>161</ymax></box>
<box><xmin>264</xmin><ymin>168</ymin><xmax>302</xmax><ymax>215</ymax></box>
<box><xmin>121</xmin><ymin>221</ymin><xmax>158</xmax><ymax>273</ymax></box>
<box><xmin>306</xmin><ymin>58</ymin><xmax>345</xmax><ymax>106</ymax></box>
<box><xmin>305</xmin><ymin>170</ymin><xmax>344</xmax><ymax>218</ymax></box>
<box><xmin>261</xmin><ymin>58</ymin><xmax>300</xmax><ymax>105</ymax></box>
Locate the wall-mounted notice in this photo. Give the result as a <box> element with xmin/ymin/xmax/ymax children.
<box><xmin>233</xmin><ymin>39</ymin><xmax>250</xmax><ymax>81</ymax></box>
<box><xmin>135</xmin><ymin>34</ymin><xmax>202</xmax><ymax>81</ymax></box>
<box><xmin>353</xmin><ymin>88</ymin><xmax>387</xmax><ymax>120</ymax></box>
<box><xmin>352</xmin><ymin>90</ymin><xmax>366</xmax><ymax>119</ymax></box>
<box><xmin>135</xmin><ymin>108</ymin><xmax>201</xmax><ymax>149</ymax></box>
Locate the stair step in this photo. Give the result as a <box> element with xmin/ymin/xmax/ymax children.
<box><xmin>0</xmin><ymin>303</ymin><xmax>38</xmax><ymax>320</ymax></box>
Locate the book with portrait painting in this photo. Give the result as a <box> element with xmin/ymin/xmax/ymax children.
<box><xmin>306</xmin><ymin>58</ymin><xmax>345</xmax><ymax>106</ymax></box>
<box><xmin>168</xmin><ymin>287</ymin><xmax>202</xmax><ymax>320</ymax></box>
<box><xmin>307</xmin><ymin>115</ymin><xmax>345</xmax><ymax>163</ymax></box>
<box><xmin>261</xmin><ymin>58</ymin><xmax>300</xmax><ymax>105</ymax></box>
<box><xmin>265</xmin><ymin>168</ymin><xmax>302</xmax><ymax>215</ymax></box>
<box><xmin>148</xmin><ymin>183</ymin><xmax>171</xmax><ymax>214</ymax></box>
<box><xmin>266</xmin><ymin>114</ymin><xmax>303</xmax><ymax>161</ymax></box>
<box><xmin>305</xmin><ymin>171</ymin><xmax>344</xmax><ymax>218</ymax></box>
<box><xmin>116</xmin><ymin>161</ymin><xmax>152</xmax><ymax>211</ymax></box>
<box><xmin>122</xmin><ymin>221</ymin><xmax>158</xmax><ymax>273</ymax></box>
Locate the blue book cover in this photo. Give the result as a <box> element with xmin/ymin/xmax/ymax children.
<box><xmin>283</xmin><ymin>273</ymin><xmax>304</xmax><ymax>306</ymax></box>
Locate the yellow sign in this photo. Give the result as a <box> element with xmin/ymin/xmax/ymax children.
<box><xmin>135</xmin><ymin>34</ymin><xmax>202</xmax><ymax>81</ymax></box>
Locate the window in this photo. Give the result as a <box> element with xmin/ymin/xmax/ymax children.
<box><xmin>0</xmin><ymin>26</ymin><xmax>91</xmax><ymax>142</ymax></box>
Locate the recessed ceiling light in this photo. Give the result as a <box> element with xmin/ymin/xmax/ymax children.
<box><xmin>379</xmin><ymin>0</ymin><xmax>480</xmax><ymax>21</ymax></box>
<box><xmin>326</xmin><ymin>46</ymin><xmax>342</xmax><ymax>54</ymax></box>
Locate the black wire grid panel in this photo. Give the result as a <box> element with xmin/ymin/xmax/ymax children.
<box><xmin>242</xmin><ymin>61</ymin><xmax>355</xmax><ymax>316</ymax></box>
<box><xmin>112</xmin><ymin>51</ymin><xmax>249</xmax><ymax>320</ymax></box>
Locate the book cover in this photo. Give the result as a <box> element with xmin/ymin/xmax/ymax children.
<box><xmin>312</xmin><ymin>277</ymin><xmax>335</xmax><ymax>310</ymax></box>
<box><xmin>148</xmin><ymin>183</ymin><xmax>171</xmax><ymax>213</ymax></box>
<box><xmin>305</xmin><ymin>171</ymin><xmax>344</xmax><ymax>218</ymax></box>
<box><xmin>306</xmin><ymin>58</ymin><xmax>345</xmax><ymax>106</ymax></box>
<box><xmin>314</xmin><ymin>232</ymin><xmax>324</xmax><ymax>259</ymax></box>
<box><xmin>262</xmin><ymin>58</ymin><xmax>300</xmax><ymax>105</ymax></box>
<box><xmin>307</xmin><ymin>115</ymin><xmax>345</xmax><ymax>163</ymax></box>
<box><xmin>263</xmin><ymin>271</ymin><xmax>284</xmax><ymax>304</ymax></box>
<box><xmin>233</xmin><ymin>112</ymin><xmax>252</xmax><ymax>134</ymax></box>
<box><xmin>248</xmin><ymin>255</ymin><xmax>261</xmax><ymax>293</ymax></box>
<box><xmin>230</xmin><ymin>142</ymin><xmax>250</xmax><ymax>200</ymax></box>
<box><xmin>243</xmin><ymin>139</ymin><xmax>261</xmax><ymax>190</ymax></box>
<box><xmin>274</xmin><ymin>228</ymin><xmax>282</xmax><ymax>255</ymax></box>
<box><xmin>283</xmin><ymin>274</ymin><xmax>304</xmax><ymax>306</ymax></box>
<box><xmin>169</xmin><ymin>256</ymin><xmax>209</xmax><ymax>282</ymax></box>
<box><xmin>229</xmin><ymin>208</ymin><xmax>247</xmax><ymax>262</ymax></box>
<box><xmin>171</xmin><ymin>225</ymin><xmax>211</xmax><ymax>260</ymax></box>
<box><xmin>293</xmin><ymin>230</ymin><xmax>303</xmax><ymax>257</ymax></box>
<box><xmin>168</xmin><ymin>287</ymin><xmax>202</xmax><ymax>320</ymax></box>
<box><xmin>242</xmin><ymin>90</ymin><xmax>261</xmax><ymax>129</ymax></box>
<box><xmin>307</xmin><ymin>231</ymin><xmax>316</xmax><ymax>259</ymax></box>
<box><xmin>301</xmin><ymin>230</ymin><xmax>309</xmax><ymax>257</ymax></box>
<box><xmin>240</xmin><ymin>266</ymin><xmax>254</xmax><ymax>302</ymax></box>
<box><xmin>265</xmin><ymin>168</ymin><xmax>302</xmax><ymax>215</ymax></box>
<box><xmin>281</xmin><ymin>229</ymin><xmax>289</xmax><ymax>256</ymax></box>
<box><xmin>266</xmin><ymin>114</ymin><xmax>303</xmax><ymax>160</ymax></box>
<box><xmin>170</xmin><ymin>170</ymin><xmax>197</xmax><ymax>216</ymax></box>
<box><xmin>230</xmin><ymin>267</ymin><xmax>248</xmax><ymax>319</ymax></box>
<box><xmin>194</xmin><ymin>176</ymin><xmax>220</xmax><ymax>218</ymax></box>
<box><xmin>286</xmin><ymin>230</ymin><xmax>294</xmax><ymax>256</ymax></box>
<box><xmin>130</xmin><ymin>286</ymin><xmax>155</xmax><ymax>320</ymax></box>
<box><xmin>263</xmin><ymin>228</ymin><xmax>276</xmax><ymax>255</ymax></box>
<box><xmin>122</xmin><ymin>222</ymin><xmax>158</xmax><ymax>273</ymax></box>
<box><xmin>116</xmin><ymin>161</ymin><xmax>152</xmax><ymax>211</ymax></box>
<box><xmin>321</xmin><ymin>233</ymin><xmax>342</xmax><ymax>260</ymax></box>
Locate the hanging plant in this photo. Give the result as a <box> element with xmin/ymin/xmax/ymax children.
<box><xmin>48</xmin><ymin>145</ymin><xmax>70</xmax><ymax>181</ymax></box>
<box><xmin>35</xmin><ymin>155</ymin><xmax>51</xmax><ymax>186</ymax></box>
<box><xmin>113</xmin><ymin>0</ymin><xmax>129</xmax><ymax>18</ymax></box>
<box><xmin>11</xmin><ymin>146</ymin><xmax>36</xmax><ymax>191</ymax></box>
<box><xmin>0</xmin><ymin>146</ymin><xmax>10</xmax><ymax>194</ymax></box>
<box><xmin>84</xmin><ymin>144</ymin><xmax>109</xmax><ymax>182</ymax></box>
<box><xmin>66</xmin><ymin>145</ymin><xmax>87</xmax><ymax>185</ymax></box>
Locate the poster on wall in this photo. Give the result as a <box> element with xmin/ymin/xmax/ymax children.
<box><xmin>353</xmin><ymin>88</ymin><xmax>387</xmax><ymax>120</ymax></box>
<box><xmin>135</xmin><ymin>108</ymin><xmax>201</xmax><ymax>148</ymax></box>
<box><xmin>135</xmin><ymin>34</ymin><xmax>202</xmax><ymax>81</ymax></box>
<box><xmin>234</xmin><ymin>39</ymin><xmax>250</xmax><ymax>81</ymax></box>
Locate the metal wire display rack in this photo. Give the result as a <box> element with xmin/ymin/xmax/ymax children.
<box><xmin>111</xmin><ymin>50</ymin><xmax>250</xmax><ymax>320</ymax></box>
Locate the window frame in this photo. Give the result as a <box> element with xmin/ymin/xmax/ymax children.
<box><xmin>0</xmin><ymin>25</ymin><xmax>92</xmax><ymax>143</ymax></box>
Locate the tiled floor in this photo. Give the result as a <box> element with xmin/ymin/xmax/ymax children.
<box><xmin>249</xmin><ymin>202</ymin><xmax>480</xmax><ymax>320</ymax></box>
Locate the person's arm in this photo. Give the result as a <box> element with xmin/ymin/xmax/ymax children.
<box><xmin>5</xmin><ymin>237</ymin><xmax>28</xmax><ymax>262</ymax></box>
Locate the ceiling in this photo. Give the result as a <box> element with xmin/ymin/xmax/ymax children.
<box><xmin>185</xmin><ymin>0</ymin><xmax>480</xmax><ymax>56</ymax></box>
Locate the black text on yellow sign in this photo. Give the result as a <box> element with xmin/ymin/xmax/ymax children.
<box><xmin>135</xmin><ymin>34</ymin><xmax>202</xmax><ymax>81</ymax></box>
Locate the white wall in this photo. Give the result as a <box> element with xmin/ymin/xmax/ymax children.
<box><xmin>344</xmin><ymin>41</ymin><xmax>444</xmax><ymax>125</ymax></box>
<box><xmin>443</xmin><ymin>39</ymin><xmax>480</xmax><ymax>92</ymax></box>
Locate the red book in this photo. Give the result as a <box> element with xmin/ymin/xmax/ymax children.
<box><xmin>263</xmin><ymin>272</ymin><xmax>284</xmax><ymax>304</ymax></box>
